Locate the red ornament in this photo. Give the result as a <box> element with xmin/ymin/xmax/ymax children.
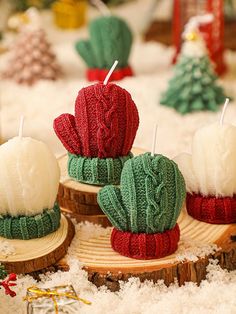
<box><xmin>0</xmin><ymin>273</ymin><xmax>17</xmax><ymax>297</ymax></box>
<box><xmin>173</xmin><ymin>0</ymin><xmax>226</xmax><ymax>75</ymax></box>
<box><xmin>54</xmin><ymin>82</ymin><xmax>139</xmax><ymax>158</ymax></box>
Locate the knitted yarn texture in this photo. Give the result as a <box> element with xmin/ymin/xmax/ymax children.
<box><xmin>75</xmin><ymin>15</ymin><xmax>133</xmax><ymax>70</ymax></box>
<box><xmin>98</xmin><ymin>153</ymin><xmax>186</xmax><ymax>233</ymax></box>
<box><xmin>0</xmin><ymin>203</ymin><xmax>61</xmax><ymax>240</ymax></box>
<box><xmin>111</xmin><ymin>224</ymin><xmax>180</xmax><ymax>259</ymax></box>
<box><xmin>68</xmin><ymin>152</ymin><xmax>133</xmax><ymax>185</ymax></box>
<box><xmin>186</xmin><ymin>193</ymin><xmax>236</xmax><ymax>224</ymax></box>
<box><xmin>54</xmin><ymin>83</ymin><xmax>139</xmax><ymax>158</ymax></box>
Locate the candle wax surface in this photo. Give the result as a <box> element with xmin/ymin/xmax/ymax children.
<box><xmin>0</xmin><ymin>137</ymin><xmax>60</xmax><ymax>217</ymax></box>
<box><xmin>175</xmin><ymin>122</ymin><xmax>236</xmax><ymax>197</ymax></box>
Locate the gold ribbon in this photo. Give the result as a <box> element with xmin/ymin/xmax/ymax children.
<box><xmin>24</xmin><ymin>285</ymin><xmax>91</xmax><ymax>314</ymax></box>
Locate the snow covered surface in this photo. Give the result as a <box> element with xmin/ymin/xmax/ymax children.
<box><xmin>1</xmin><ymin>1</ymin><xmax>236</xmax><ymax>312</ymax></box>
<box><xmin>0</xmin><ymin>221</ymin><xmax>230</xmax><ymax>314</ymax></box>
<box><xmin>0</xmin><ymin>239</ymin><xmax>15</xmax><ymax>257</ymax></box>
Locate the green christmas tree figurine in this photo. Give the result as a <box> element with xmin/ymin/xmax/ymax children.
<box><xmin>160</xmin><ymin>16</ymin><xmax>228</xmax><ymax>114</ymax></box>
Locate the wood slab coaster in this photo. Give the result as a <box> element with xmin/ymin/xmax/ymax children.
<box><xmin>57</xmin><ymin>148</ymin><xmax>144</xmax><ymax>227</ymax></box>
<box><xmin>0</xmin><ymin>215</ymin><xmax>75</xmax><ymax>274</ymax></box>
<box><xmin>72</xmin><ymin>208</ymin><xmax>236</xmax><ymax>291</ymax></box>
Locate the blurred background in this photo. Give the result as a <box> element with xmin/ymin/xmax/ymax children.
<box><xmin>1</xmin><ymin>0</ymin><xmax>236</xmax><ymax>158</ymax></box>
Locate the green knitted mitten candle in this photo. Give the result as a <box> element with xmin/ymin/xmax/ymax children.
<box><xmin>98</xmin><ymin>153</ymin><xmax>186</xmax><ymax>233</ymax></box>
<box><xmin>75</xmin><ymin>15</ymin><xmax>133</xmax><ymax>81</ymax></box>
<box><xmin>98</xmin><ymin>153</ymin><xmax>186</xmax><ymax>259</ymax></box>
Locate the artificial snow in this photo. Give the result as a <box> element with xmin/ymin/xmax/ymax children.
<box><xmin>0</xmin><ymin>221</ymin><xmax>232</xmax><ymax>314</ymax></box>
<box><xmin>1</xmin><ymin>1</ymin><xmax>236</xmax><ymax>312</ymax></box>
<box><xmin>176</xmin><ymin>236</ymin><xmax>219</xmax><ymax>263</ymax></box>
<box><xmin>0</xmin><ymin>241</ymin><xmax>236</xmax><ymax>313</ymax></box>
<box><xmin>0</xmin><ymin>239</ymin><xmax>15</xmax><ymax>257</ymax></box>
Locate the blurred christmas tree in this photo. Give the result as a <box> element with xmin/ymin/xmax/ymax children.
<box><xmin>160</xmin><ymin>15</ymin><xmax>228</xmax><ymax>114</ymax></box>
<box><xmin>11</xmin><ymin>0</ymin><xmax>55</xmax><ymax>11</ymax></box>
<box><xmin>3</xmin><ymin>8</ymin><xmax>61</xmax><ymax>85</ymax></box>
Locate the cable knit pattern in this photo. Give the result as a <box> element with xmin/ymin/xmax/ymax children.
<box><xmin>54</xmin><ymin>83</ymin><xmax>139</xmax><ymax>158</ymax></box>
<box><xmin>98</xmin><ymin>153</ymin><xmax>186</xmax><ymax>233</ymax></box>
<box><xmin>0</xmin><ymin>203</ymin><xmax>61</xmax><ymax>240</ymax></box>
<box><xmin>54</xmin><ymin>83</ymin><xmax>139</xmax><ymax>185</ymax></box>
<box><xmin>186</xmin><ymin>193</ymin><xmax>236</xmax><ymax>224</ymax></box>
<box><xmin>75</xmin><ymin>15</ymin><xmax>133</xmax><ymax>72</ymax></box>
<box><xmin>111</xmin><ymin>224</ymin><xmax>180</xmax><ymax>259</ymax></box>
<box><xmin>98</xmin><ymin>153</ymin><xmax>185</xmax><ymax>259</ymax></box>
<box><xmin>68</xmin><ymin>152</ymin><xmax>133</xmax><ymax>185</ymax></box>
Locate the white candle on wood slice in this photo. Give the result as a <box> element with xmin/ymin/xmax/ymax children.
<box><xmin>175</xmin><ymin>98</ymin><xmax>236</xmax><ymax>197</ymax></box>
<box><xmin>0</xmin><ymin>117</ymin><xmax>60</xmax><ymax>217</ymax></box>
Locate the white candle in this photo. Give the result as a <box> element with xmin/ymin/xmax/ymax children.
<box><xmin>0</xmin><ymin>136</ymin><xmax>60</xmax><ymax>217</ymax></box>
<box><xmin>175</xmin><ymin>101</ymin><xmax>236</xmax><ymax>197</ymax></box>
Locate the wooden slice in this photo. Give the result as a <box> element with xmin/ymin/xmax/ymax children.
<box><xmin>71</xmin><ymin>208</ymin><xmax>236</xmax><ymax>291</ymax></box>
<box><xmin>0</xmin><ymin>215</ymin><xmax>75</xmax><ymax>274</ymax></box>
<box><xmin>57</xmin><ymin>148</ymin><xmax>144</xmax><ymax>227</ymax></box>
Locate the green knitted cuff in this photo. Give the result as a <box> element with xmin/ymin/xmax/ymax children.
<box><xmin>68</xmin><ymin>152</ymin><xmax>133</xmax><ymax>186</ymax></box>
<box><xmin>0</xmin><ymin>203</ymin><xmax>61</xmax><ymax>240</ymax></box>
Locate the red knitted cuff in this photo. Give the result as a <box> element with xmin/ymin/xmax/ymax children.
<box><xmin>111</xmin><ymin>224</ymin><xmax>180</xmax><ymax>260</ymax></box>
<box><xmin>186</xmin><ymin>193</ymin><xmax>236</xmax><ymax>224</ymax></box>
<box><xmin>86</xmin><ymin>66</ymin><xmax>133</xmax><ymax>82</ymax></box>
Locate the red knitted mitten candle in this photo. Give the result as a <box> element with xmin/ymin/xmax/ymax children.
<box><xmin>54</xmin><ymin>80</ymin><xmax>139</xmax><ymax>185</ymax></box>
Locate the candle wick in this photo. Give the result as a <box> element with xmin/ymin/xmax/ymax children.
<box><xmin>103</xmin><ymin>60</ymin><xmax>119</xmax><ymax>85</ymax></box>
<box><xmin>151</xmin><ymin>124</ymin><xmax>158</xmax><ymax>157</ymax></box>
<box><xmin>91</xmin><ymin>0</ymin><xmax>111</xmax><ymax>16</ymax></box>
<box><xmin>220</xmin><ymin>98</ymin><xmax>229</xmax><ymax>126</ymax></box>
<box><xmin>18</xmin><ymin>115</ymin><xmax>25</xmax><ymax>138</ymax></box>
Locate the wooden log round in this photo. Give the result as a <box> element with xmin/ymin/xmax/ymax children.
<box><xmin>57</xmin><ymin>148</ymin><xmax>144</xmax><ymax>227</ymax></box>
<box><xmin>72</xmin><ymin>208</ymin><xmax>236</xmax><ymax>291</ymax></box>
<box><xmin>0</xmin><ymin>215</ymin><xmax>75</xmax><ymax>274</ymax></box>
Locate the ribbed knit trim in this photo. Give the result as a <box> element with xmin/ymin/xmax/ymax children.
<box><xmin>186</xmin><ymin>193</ymin><xmax>236</xmax><ymax>224</ymax></box>
<box><xmin>0</xmin><ymin>203</ymin><xmax>61</xmax><ymax>240</ymax></box>
<box><xmin>87</xmin><ymin>66</ymin><xmax>133</xmax><ymax>82</ymax></box>
<box><xmin>68</xmin><ymin>152</ymin><xmax>133</xmax><ymax>185</ymax></box>
<box><xmin>111</xmin><ymin>224</ymin><xmax>180</xmax><ymax>259</ymax></box>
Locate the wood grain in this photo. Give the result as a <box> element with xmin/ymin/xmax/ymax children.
<box><xmin>57</xmin><ymin>148</ymin><xmax>144</xmax><ymax>227</ymax></box>
<box><xmin>71</xmin><ymin>208</ymin><xmax>236</xmax><ymax>291</ymax></box>
<box><xmin>0</xmin><ymin>215</ymin><xmax>75</xmax><ymax>274</ymax></box>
